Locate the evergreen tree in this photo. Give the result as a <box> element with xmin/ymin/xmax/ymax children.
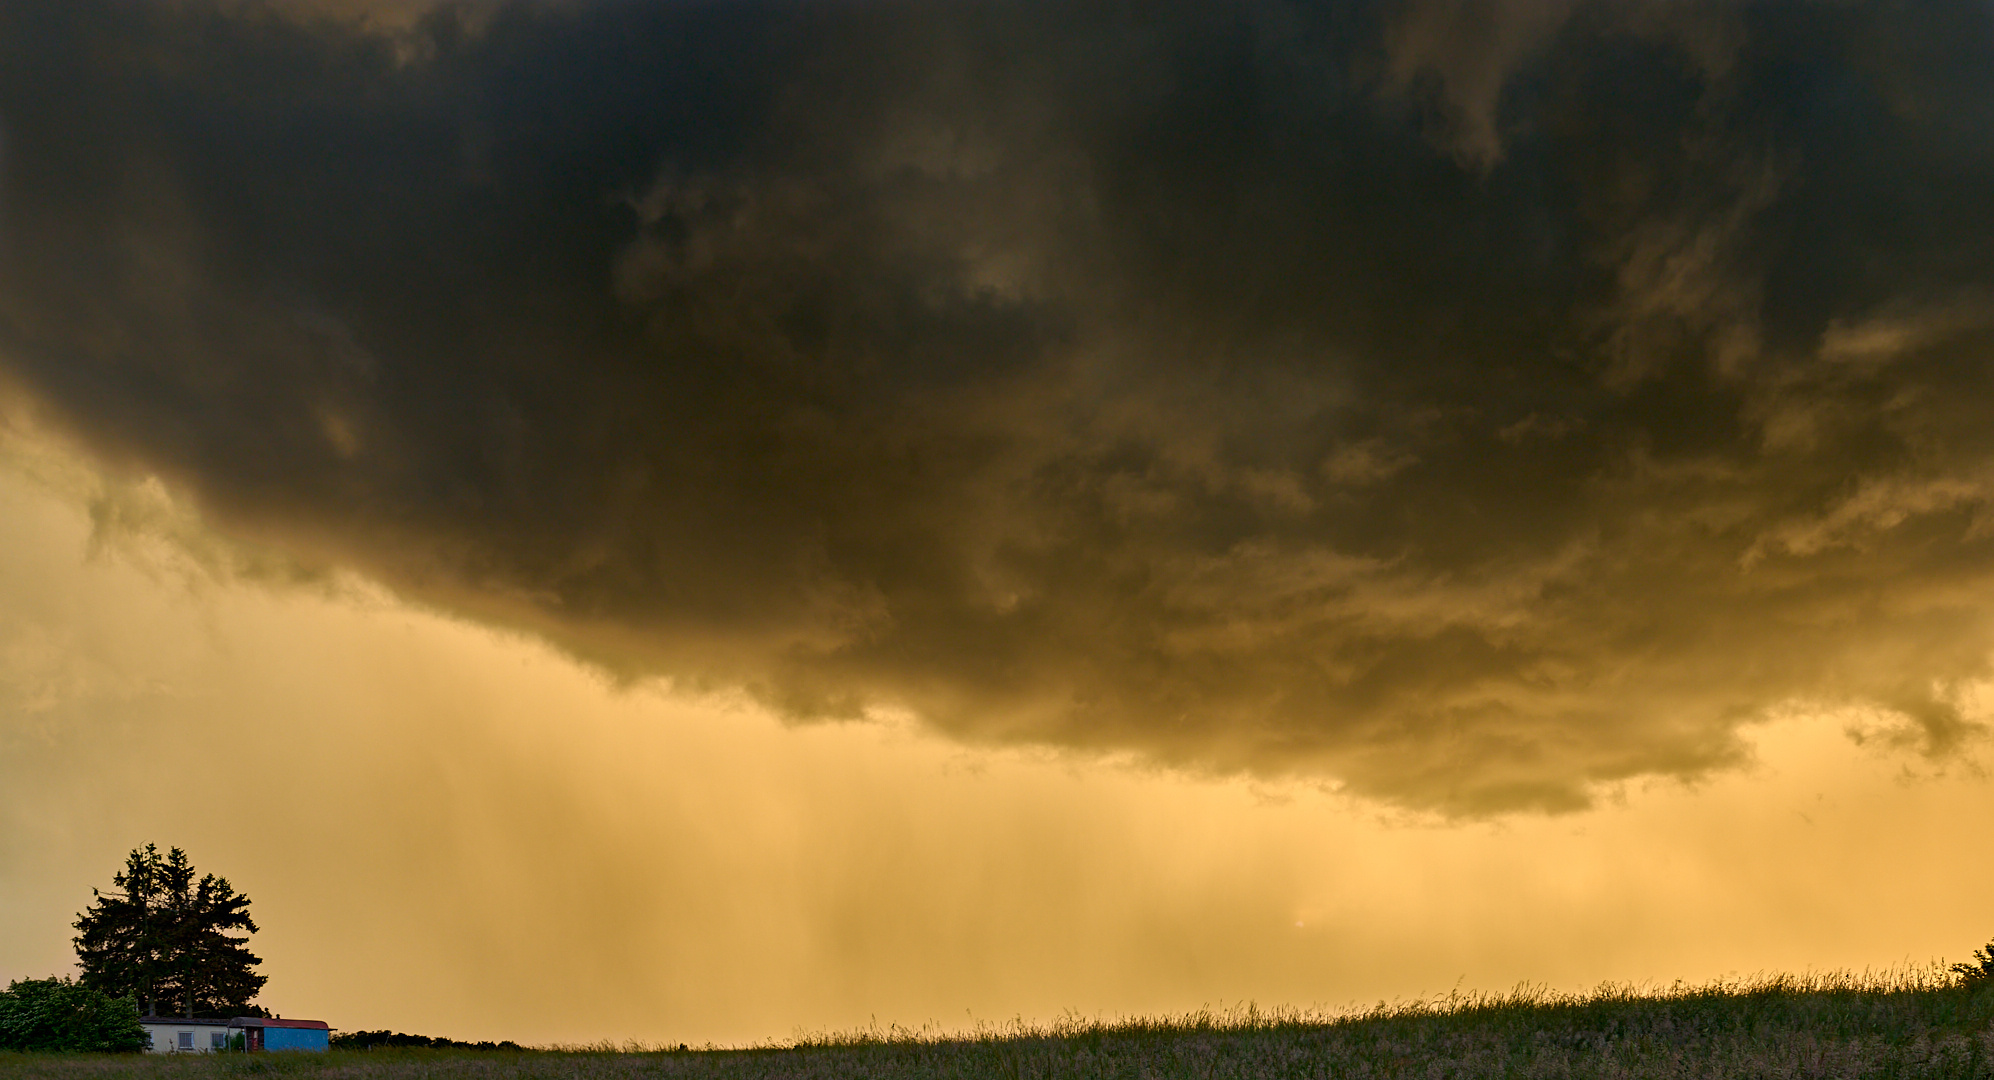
<box><xmin>167</xmin><ymin>861</ymin><xmax>264</xmax><ymax>1016</ymax></box>
<box><xmin>71</xmin><ymin>846</ymin><xmax>172</xmax><ymax>1016</ymax></box>
<box><xmin>72</xmin><ymin>846</ymin><xmax>267</xmax><ymax>1018</ymax></box>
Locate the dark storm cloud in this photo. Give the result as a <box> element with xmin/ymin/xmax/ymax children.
<box><xmin>5</xmin><ymin>0</ymin><xmax>1994</xmax><ymax>813</ymax></box>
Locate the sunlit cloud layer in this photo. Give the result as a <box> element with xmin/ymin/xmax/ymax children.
<box><xmin>5</xmin><ymin>0</ymin><xmax>1994</xmax><ymax>813</ymax></box>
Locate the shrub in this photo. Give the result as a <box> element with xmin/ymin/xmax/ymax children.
<box><xmin>1951</xmin><ymin>940</ymin><xmax>1994</xmax><ymax>986</ymax></box>
<box><xmin>0</xmin><ymin>977</ymin><xmax>148</xmax><ymax>1053</ymax></box>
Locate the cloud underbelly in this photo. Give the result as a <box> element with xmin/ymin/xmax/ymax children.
<box><xmin>4</xmin><ymin>0</ymin><xmax>1994</xmax><ymax>813</ymax></box>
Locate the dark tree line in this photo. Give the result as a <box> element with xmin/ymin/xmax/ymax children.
<box><xmin>72</xmin><ymin>845</ymin><xmax>266</xmax><ymax>1018</ymax></box>
<box><xmin>331</xmin><ymin>1030</ymin><xmax>525</xmax><ymax>1052</ymax></box>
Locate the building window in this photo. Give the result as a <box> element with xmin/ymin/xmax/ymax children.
<box><xmin>212</xmin><ymin>1032</ymin><xmax>227</xmax><ymax>1049</ymax></box>
<box><xmin>144</xmin><ymin>1031</ymin><xmax>154</xmax><ymax>1049</ymax></box>
<box><xmin>177</xmin><ymin>1031</ymin><xmax>194</xmax><ymax>1050</ymax></box>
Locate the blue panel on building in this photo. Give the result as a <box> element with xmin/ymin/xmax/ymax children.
<box><xmin>264</xmin><ymin>1027</ymin><xmax>329</xmax><ymax>1052</ymax></box>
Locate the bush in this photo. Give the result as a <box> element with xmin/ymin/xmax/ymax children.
<box><xmin>0</xmin><ymin>977</ymin><xmax>148</xmax><ymax>1053</ymax></box>
<box><xmin>1951</xmin><ymin>940</ymin><xmax>1994</xmax><ymax>986</ymax></box>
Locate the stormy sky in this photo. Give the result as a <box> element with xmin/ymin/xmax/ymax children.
<box><xmin>6</xmin><ymin>0</ymin><xmax>1994</xmax><ymax>819</ymax></box>
<box><xmin>10</xmin><ymin>0</ymin><xmax>1994</xmax><ymax>1044</ymax></box>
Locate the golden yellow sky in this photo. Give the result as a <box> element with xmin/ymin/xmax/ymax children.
<box><xmin>2</xmin><ymin>426</ymin><xmax>1989</xmax><ymax>1046</ymax></box>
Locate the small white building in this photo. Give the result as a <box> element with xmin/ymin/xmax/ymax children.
<box><xmin>139</xmin><ymin>1017</ymin><xmax>233</xmax><ymax>1053</ymax></box>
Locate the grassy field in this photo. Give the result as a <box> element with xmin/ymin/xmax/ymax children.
<box><xmin>5</xmin><ymin>971</ymin><xmax>1994</xmax><ymax>1079</ymax></box>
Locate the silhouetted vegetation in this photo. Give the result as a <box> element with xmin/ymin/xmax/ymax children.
<box><xmin>73</xmin><ymin>846</ymin><xmax>265</xmax><ymax>1019</ymax></box>
<box><xmin>330</xmin><ymin>1030</ymin><xmax>524</xmax><ymax>1052</ymax></box>
<box><xmin>1953</xmin><ymin>939</ymin><xmax>1994</xmax><ymax>986</ymax></box>
<box><xmin>0</xmin><ymin>978</ymin><xmax>147</xmax><ymax>1053</ymax></box>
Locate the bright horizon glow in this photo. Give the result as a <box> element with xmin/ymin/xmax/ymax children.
<box><xmin>1</xmin><ymin>431</ymin><xmax>1989</xmax><ymax>1047</ymax></box>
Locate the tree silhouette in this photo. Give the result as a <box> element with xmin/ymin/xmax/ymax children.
<box><xmin>73</xmin><ymin>846</ymin><xmax>266</xmax><ymax>1017</ymax></box>
<box><xmin>1953</xmin><ymin>940</ymin><xmax>1994</xmax><ymax>986</ymax></box>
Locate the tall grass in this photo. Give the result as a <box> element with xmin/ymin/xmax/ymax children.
<box><xmin>6</xmin><ymin>967</ymin><xmax>1993</xmax><ymax>1079</ymax></box>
